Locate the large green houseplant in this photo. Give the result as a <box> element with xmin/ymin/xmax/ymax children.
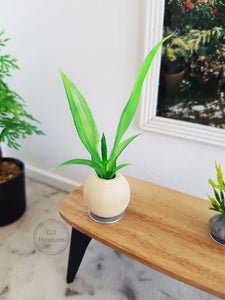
<box><xmin>54</xmin><ymin>35</ymin><xmax>171</xmax><ymax>223</ymax></box>
<box><xmin>0</xmin><ymin>30</ymin><xmax>44</xmax><ymax>226</ymax></box>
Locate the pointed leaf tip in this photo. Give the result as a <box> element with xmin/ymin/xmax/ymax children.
<box><xmin>111</xmin><ymin>34</ymin><xmax>172</xmax><ymax>153</ymax></box>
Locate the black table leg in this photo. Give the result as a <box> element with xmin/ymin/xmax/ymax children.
<box><xmin>67</xmin><ymin>227</ymin><xmax>92</xmax><ymax>283</ymax></box>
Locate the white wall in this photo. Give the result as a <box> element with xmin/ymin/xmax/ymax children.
<box><xmin>1</xmin><ymin>0</ymin><xmax>224</xmax><ymax>199</ymax></box>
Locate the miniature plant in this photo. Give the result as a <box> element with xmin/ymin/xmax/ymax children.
<box><xmin>208</xmin><ymin>162</ymin><xmax>225</xmax><ymax>216</ymax></box>
<box><xmin>0</xmin><ymin>30</ymin><xmax>45</xmax><ymax>168</ymax></box>
<box><xmin>53</xmin><ymin>35</ymin><xmax>172</xmax><ymax>179</ymax></box>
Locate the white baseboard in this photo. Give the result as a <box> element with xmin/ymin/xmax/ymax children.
<box><xmin>25</xmin><ymin>165</ymin><xmax>81</xmax><ymax>192</ymax></box>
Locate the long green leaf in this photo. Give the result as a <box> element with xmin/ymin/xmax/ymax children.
<box><xmin>59</xmin><ymin>68</ymin><xmax>100</xmax><ymax>162</ymax></box>
<box><xmin>101</xmin><ymin>133</ymin><xmax>107</xmax><ymax>162</ymax></box>
<box><xmin>221</xmin><ymin>190</ymin><xmax>224</xmax><ymax>209</ymax></box>
<box><xmin>110</xmin><ymin>35</ymin><xmax>172</xmax><ymax>158</ymax></box>
<box><xmin>207</xmin><ymin>194</ymin><xmax>219</xmax><ymax>209</ymax></box>
<box><xmin>101</xmin><ymin>133</ymin><xmax>108</xmax><ymax>177</ymax></box>
<box><xmin>51</xmin><ymin>158</ymin><xmax>104</xmax><ymax>177</ymax></box>
<box><xmin>108</xmin><ymin>133</ymin><xmax>141</xmax><ymax>172</ymax></box>
<box><xmin>214</xmin><ymin>188</ymin><xmax>221</xmax><ymax>205</ymax></box>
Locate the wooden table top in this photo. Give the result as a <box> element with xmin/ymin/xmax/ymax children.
<box><xmin>59</xmin><ymin>176</ymin><xmax>225</xmax><ymax>299</ymax></box>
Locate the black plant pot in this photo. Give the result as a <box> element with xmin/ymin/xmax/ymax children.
<box><xmin>0</xmin><ymin>158</ymin><xmax>26</xmax><ymax>226</ymax></box>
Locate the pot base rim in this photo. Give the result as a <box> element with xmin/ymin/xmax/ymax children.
<box><xmin>209</xmin><ymin>231</ymin><xmax>225</xmax><ymax>246</ymax></box>
<box><xmin>88</xmin><ymin>210</ymin><xmax>125</xmax><ymax>224</ymax></box>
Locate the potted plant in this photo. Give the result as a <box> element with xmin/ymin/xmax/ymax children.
<box><xmin>208</xmin><ymin>162</ymin><xmax>225</xmax><ymax>245</ymax></box>
<box><xmin>53</xmin><ymin>35</ymin><xmax>171</xmax><ymax>224</ymax></box>
<box><xmin>0</xmin><ymin>30</ymin><xmax>44</xmax><ymax>226</ymax></box>
<box><xmin>160</xmin><ymin>35</ymin><xmax>187</xmax><ymax>96</ymax></box>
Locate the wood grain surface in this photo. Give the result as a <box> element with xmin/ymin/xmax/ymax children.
<box><xmin>59</xmin><ymin>176</ymin><xmax>225</xmax><ymax>299</ymax></box>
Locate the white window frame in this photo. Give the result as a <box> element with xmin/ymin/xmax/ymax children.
<box><xmin>139</xmin><ymin>0</ymin><xmax>225</xmax><ymax>147</ymax></box>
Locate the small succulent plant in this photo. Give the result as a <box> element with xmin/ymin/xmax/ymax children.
<box><xmin>208</xmin><ymin>162</ymin><xmax>225</xmax><ymax>216</ymax></box>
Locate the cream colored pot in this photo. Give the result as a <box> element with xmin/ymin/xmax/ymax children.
<box><xmin>83</xmin><ymin>172</ymin><xmax>130</xmax><ymax>220</ymax></box>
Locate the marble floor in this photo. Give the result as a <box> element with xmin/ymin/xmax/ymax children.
<box><xmin>0</xmin><ymin>178</ymin><xmax>221</xmax><ymax>300</ymax></box>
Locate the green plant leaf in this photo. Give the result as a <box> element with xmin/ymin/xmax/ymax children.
<box><xmin>51</xmin><ymin>158</ymin><xmax>104</xmax><ymax>177</ymax></box>
<box><xmin>110</xmin><ymin>34</ymin><xmax>173</xmax><ymax>158</ymax></box>
<box><xmin>109</xmin><ymin>163</ymin><xmax>133</xmax><ymax>179</ymax></box>
<box><xmin>208</xmin><ymin>178</ymin><xmax>220</xmax><ymax>189</ymax></box>
<box><xmin>209</xmin><ymin>207</ymin><xmax>219</xmax><ymax>212</ymax></box>
<box><xmin>215</xmin><ymin>161</ymin><xmax>225</xmax><ymax>189</ymax></box>
<box><xmin>59</xmin><ymin>68</ymin><xmax>100</xmax><ymax>162</ymax></box>
<box><xmin>101</xmin><ymin>133</ymin><xmax>108</xmax><ymax>178</ymax></box>
<box><xmin>108</xmin><ymin>133</ymin><xmax>141</xmax><ymax>172</ymax></box>
<box><xmin>213</xmin><ymin>187</ymin><xmax>221</xmax><ymax>204</ymax></box>
<box><xmin>207</xmin><ymin>194</ymin><xmax>219</xmax><ymax>209</ymax></box>
<box><xmin>101</xmin><ymin>133</ymin><xmax>107</xmax><ymax>162</ymax></box>
<box><xmin>220</xmin><ymin>190</ymin><xmax>224</xmax><ymax>208</ymax></box>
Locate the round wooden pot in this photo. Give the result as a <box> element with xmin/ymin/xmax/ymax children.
<box><xmin>83</xmin><ymin>172</ymin><xmax>130</xmax><ymax>224</ymax></box>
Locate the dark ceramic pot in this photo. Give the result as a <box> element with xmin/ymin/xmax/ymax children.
<box><xmin>209</xmin><ymin>214</ymin><xmax>225</xmax><ymax>246</ymax></box>
<box><xmin>0</xmin><ymin>158</ymin><xmax>26</xmax><ymax>226</ymax></box>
